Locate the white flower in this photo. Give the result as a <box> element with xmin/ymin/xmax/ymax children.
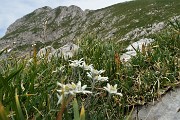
<box><xmin>69</xmin><ymin>58</ymin><xmax>84</xmax><ymax>67</ymax></box>
<box><xmin>95</xmin><ymin>75</ymin><xmax>108</xmax><ymax>81</ymax></box>
<box><xmin>73</xmin><ymin>81</ymin><xmax>92</xmax><ymax>94</ymax></box>
<box><xmin>89</xmin><ymin>67</ymin><xmax>105</xmax><ymax>75</ymax></box>
<box><xmin>104</xmin><ymin>83</ymin><xmax>123</xmax><ymax>96</ymax></box>
<box><xmin>56</xmin><ymin>81</ymin><xmax>92</xmax><ymax>105</ymax></box>
<box><xmin>80</xmin><ymin>62</ymin><xmax>93</xmax><ymax>70</ymax></box>
<box><xmin>87</xmin><ymin>69</ymin><xmax>105</xmax><ymax>79</ymax></box>
<box><xmin>57</xmin><ymin>82</ymin><xmax>71</xmax><ymax>95</ymax></box>
<box><xmin>87</xmin><ymin>68</ymin><xmax>108</xmax><ymax>82</ymax></box>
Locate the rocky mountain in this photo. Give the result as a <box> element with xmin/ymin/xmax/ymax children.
<box><xmin>0</xmin><ymin>0</ymin><xmax>180</xmax><ymax>52</ymax></box>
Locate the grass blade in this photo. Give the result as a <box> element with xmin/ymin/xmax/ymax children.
<box><xmin>73</xmin><ymin>98</ymin><xmax>80</xmax><ymax>120</ymax></box>
<box><xmin>15</xmin><ymin>89</ymin><xmax>25</xmax><ymax>120</ymax></box>
<box><xmin>0</xmin><ymin>102</ymin><xmax>8</xmax><ymax>120</ymax></box>
<box><xmin>80</xmin><ymin>103</ymin><xmax>85</xmax><ymax>120</ymax></box>
<box><xmin>5</xmin><ymin>65</ymin><xmax>23</xmax><ymax>82</ymax></box>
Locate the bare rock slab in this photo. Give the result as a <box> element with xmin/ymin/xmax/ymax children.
<box><xmin>132</xmin><ymin>87</ymin><xmax>180</xmax><ymax>120</ymax></box>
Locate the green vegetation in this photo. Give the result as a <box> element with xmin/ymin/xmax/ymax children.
<box><xmin>55</xmin><ymin>7</ymin><xmax>62</xmax><ymax>19</ymax></box>
<box><xmin>1</xmin><ymin>26</ymin><xmax>29</xmax><ymax>39</ymax></box>
<box><xmin>1</xmin><ymin>0</ymin><xmax>180</xmax><ymax>50</ymax></box>
<box><xmin>92</xmin><ymin>0</ymin><xmax>180</xmax><ymax>39</ymax></box>
<box><xmin>0</xmin><ymin>20</ymin><xmax>179</xmax><ymax>119</ymax></box>
<box><xmin>31</xmin><ymin>27</ymin><xmax>43</xmax><ymax>34</ymax></box>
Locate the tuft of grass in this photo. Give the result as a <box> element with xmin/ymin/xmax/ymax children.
<box><xmin>0</xmin><ymin>20</ymin><xmax>179</xmax><ymax>119</ymax></box>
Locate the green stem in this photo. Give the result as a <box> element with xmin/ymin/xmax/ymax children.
<box><xmin>91</xmin><ymin>80</ymin><xmax>96</xmax><ymax>91</ymax></box>
<box><xmin>107</xmin><ymin>94</ymin><xmax>111</xmax><ymax>104</ymax></box>
<box><xmin>56</xmin><ymin>95</ymin><xmax>74</xmax><ymax>120</ymax></box>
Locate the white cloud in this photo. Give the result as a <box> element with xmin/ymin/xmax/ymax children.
<box><xmin>0</xmin><ymin>0</ymin><xmax>132</xmax><ymax>37</ymax></box>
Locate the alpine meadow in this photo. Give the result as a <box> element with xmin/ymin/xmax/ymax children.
<box><xmin>0</xmin><ymin>0</ymin><xmax>180</xmax><ymax>119</ymax></box>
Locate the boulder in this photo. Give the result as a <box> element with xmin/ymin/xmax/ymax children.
<box><xmin>37</xmin><ymin>46</ymin><xmax>55</xmax><ymax>58</ymax></box>
<box><xmin>60</xmin><ymin>42</ymin><xmax>79</xmax><ymax>60</ymax></box>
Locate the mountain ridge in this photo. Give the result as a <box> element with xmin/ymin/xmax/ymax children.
<box><xmin>0</xmin><ymin>0</ymin><xmax>180</xmax><ymax>52</ymax></box>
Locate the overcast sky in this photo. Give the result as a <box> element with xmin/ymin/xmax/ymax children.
<box><xmin>0</xmin><ymin>0</ymin><xmax>132</xmax><ymax>37</ymax></box>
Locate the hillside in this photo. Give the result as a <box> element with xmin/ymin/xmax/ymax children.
<box><xmin>0</xmin><ymin>0</ymin><xmax>180</xmax><ymax>119</ymax></box>
<box><xmin>0</xmin><ymin>0</ymin><xmax>180</xmax><ymax>52</ymax></box>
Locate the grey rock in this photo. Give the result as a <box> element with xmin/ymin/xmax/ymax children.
<box><xmin>37</xmin><ymin>46</ymin><xmax>55</xmax><ymax>58</ymax></box>
<box><xmin>120</xmin><ymin>38</ymin><xmax>154</xmax><ymax>62</ymax></box>
<box><xmin>132</xmin><ymin>87</ymin><xmax>180</xmax><ymax>120</ymax></box>
<box><xmin>36</xmin><ymin>43</ymin><xmax>79</xmax><ymax>61</ymax></box>
<box><xmin>59</xmin><ymin>42</ymin><xmax>79</xmax><ymax>60</ymax></box>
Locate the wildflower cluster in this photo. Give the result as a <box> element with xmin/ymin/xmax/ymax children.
<box><xmin>57</xmin><ymin>58</ymin><xmax>123</xmax><ymax>105</ymax></box>
<box><xmin>69</xmin><ymin>58</ymin><xmax>108</xmax><ymax>82</ymax></box>
<box><xmin>57</xmin><ymin>81</ymin><xmax>92</xmax><ymax>105</ymax></box>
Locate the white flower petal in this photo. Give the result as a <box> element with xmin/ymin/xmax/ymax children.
<box><xmin>57</xmin><ymin>82</ymin><xmax>62</xmax><ymax>86</ymax></box>
<box><xmin>104</xmin><ymin>86</ymin><xmax>108</xmax><ymax>91</ymax></box>
<box><xmin>97</xmin><ymin>76</ymin><xmax>108</xmax><ymax>81</ymax></box>
<box><xmin>116</xmin><ymin>93</ymin><xmax>123</xmax><ymax>96</ymax></box>
<box><xmin>69</xmin><ymin>91</ymin><xmax>75</xmax><ymax>95</ymax></box>
<box><xmin>77</xmin><ymin>81</ymin><xmax>81</xmax><ymax>87</ymax></box>
<box><xmin>82</xmin><ymin>85</ymin><xmax>87</xmax><ymax>90</ymax></box>
<box><xmin>87</xmin><ymin>72</ymin><xmax>92</xmax><ymax>78</ymax></box>
<box><xmin>83</xmin><ymin>90</ymin><xmax>92</xmax><ymax>94</ymax></box>
<box><xmin>104</xmin><ymin>83</ymin><xmax>122</xmax><ymax>96</ymax></box>
<box><xmin>99</xmin><ymin>70</ymin><xmax>105</xmax><ymax>74</ymax></box>
<box><xmin>69</xmin><ymin>58</ymin><xmax>84</xmax><ymax>68</ymax></box>
<box><xmin>114</xmin><ymin>84</ymin><xmax>117</xmax><ymax>89</ymax></box>
<box><xmin>107</xmin><ymin>83</ymin><xmax>111</xmax><ymax>89</ymax></box>
<box><xmin>57</xmin><ymin>90</ymin><xmax>62</xmax><ymax>93</ymax></box>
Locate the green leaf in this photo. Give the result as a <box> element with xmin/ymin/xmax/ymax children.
<box><xmin>15</xmin><ymin>89</ymin><xmax>25</xmax><ymax>120</ymax></box>
<box><xmin>5</xmin><ymin>65</ymin><xmax>23</xmax><ymax>82</ymax></box>
<box><xmin>0</xmin><ymin>49</ymin><xmax>6</xmax><ymax>56</ymax></box>
<box><xmin>73</xmin><ymin>98</ymin><xmax>80</xmax><ymax>120</ymax></box>
<box><xmin>125</xmin><ymin>105</ymin><xmax>134</xmax><ymax>120</ymax></box>
<box><xmin>80</xmin><ymin>104</ymin><xmax>85</xmax><ymax>120</ymax></box>
<box><xmin>0</xmin><ymin>74</ymin><xmax>5</xmax><ymax>89</ymax></box>
<box><xmin>0</xmin><ymin>102</ymin><xmax>9</xmax><ymax>120</ymax></box>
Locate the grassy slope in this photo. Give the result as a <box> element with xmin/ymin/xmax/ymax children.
<box><xmin>0</xmin><ymin>0</ymin><xmax>180</xmax><ymax>119</ymax></box>
<box><xmin>0</xmin><ymin>19</ymin><xmax>179</xmax><ymax>119</ymax></box>
<box><xmin>87</xmin><ymin>0</ymin><xmax>180</xmax><ymax>39</ymax></box>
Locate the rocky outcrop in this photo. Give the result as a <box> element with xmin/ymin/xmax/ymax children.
<box><xmin>36</xmin><ymin>43</ymin><xmax>79</xmax><ymax>61</ymax></box>
<box><xmin>0</xmin><ymin>5</ymin><xmax>87</xmax><ymax>50</ymax></box>
<box><xmin>120</xmin><ymin>38</ymin><xmax>154</xmax><ymax>62</ymax></box>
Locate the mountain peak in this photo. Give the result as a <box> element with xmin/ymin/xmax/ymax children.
<box><xmin>34</xmin><ymin>6</ymin><xmax>52</xmax><ymax>14</ymax></box>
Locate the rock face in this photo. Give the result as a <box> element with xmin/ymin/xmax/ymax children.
<box><xmin>0</xmin><ymin>5</ymin><xmax>85</xmax><ymax>50</ymax></box>
<box><xmin>0</xmin><ymin>0</ymin><xmax>180</xmax><ymax>51</ymax></box>
<box><xmin>132</xmin><ymin>87</ymin><xmax>180</xmax><ymax>120</ymax></box>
